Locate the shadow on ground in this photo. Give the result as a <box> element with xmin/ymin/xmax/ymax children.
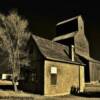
<box><xmin>0</xmin><ymin>85</ymin><xmax>14</xmax><ymax>90</ymax></box>
<box><xmin>73</xmin><ymin>92</ymin><xmax>100</xmax><ymax>98</ymax></box>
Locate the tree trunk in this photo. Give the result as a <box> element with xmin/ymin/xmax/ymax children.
<box><xmin>12</xmin><ymin>72</ymin><xmax>18</xmax><ymax>92</ymax></box>
<box><xmin>12</xmin><ymin>78</ymin><xmax>18</xmax><ymax>92</ymax></box>
<box><xmin>14</xmin><ymin>82</ymin><xmax>18</xmax><ymax>92</ymax></box>
<box><xmin>12</xmin><ymin>56</ymin><xmax>18</xmax><ymax>92</ymax></box>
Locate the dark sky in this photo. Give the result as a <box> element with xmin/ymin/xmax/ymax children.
<box><xmin>0</xmin><ymin>0</ymin><xmax>100</xmax><ymax>60</ymax></box>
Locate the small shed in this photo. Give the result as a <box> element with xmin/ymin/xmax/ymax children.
<box><xmin>19</xmin><ymin>35</ymin><xmax>85</xmax><ymax>96</ymax></box>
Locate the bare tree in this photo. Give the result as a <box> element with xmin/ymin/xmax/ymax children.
<box><xmin>0</xmin><ymin>11</ymin><xmax>31</xmax><ymax>91</ymax></box>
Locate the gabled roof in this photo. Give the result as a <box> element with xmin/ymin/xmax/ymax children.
<box><xmin>32</xmin><ymin>35</ymin><xmax>84</xmax><ymax>65</ymax></box>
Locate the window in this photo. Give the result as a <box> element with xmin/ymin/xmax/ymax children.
<box><xmin>51</xmin><ymin>74</ymin><xmax>57</xmax><ymax>85</ymax></box>
<box><xmin>50</xmin><ymin>66</ymin><xmax>57</xmax><ymax>85</ymax></box>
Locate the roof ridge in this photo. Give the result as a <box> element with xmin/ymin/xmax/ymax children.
<box><xmin>32</xmin><ymin>34</ymin><xmax>83</xmax><ymax>65</ymax></box>
<box><xmin>32</xmin><ymin>34</ymin><xmax>69</xmax><ymax>48</ymax></box>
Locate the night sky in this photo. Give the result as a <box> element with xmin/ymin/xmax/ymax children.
<box><xmin>0</xmin><ymin>0</ymin><xmax>100</xmax><ymax>60</ymax></box>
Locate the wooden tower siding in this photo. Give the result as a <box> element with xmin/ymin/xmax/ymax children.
<box><xmin>53</xmin><ymin>15</ymin><xmax>100</xmax><ymax>83</ymax></box>
<box><xmin>75</xmin><ymin>16</ymin><xmax>90</xmax><ymax>57</ymax></box>
<box><xmin>89</xmin><ymin>62</ymin><xmax>100</xmax><ymax>82</ymax></box>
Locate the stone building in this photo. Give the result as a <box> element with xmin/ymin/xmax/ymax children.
<box><xmin>19</xmin><ymin>35</ymin><xmax>85</xmax><ymax>96</ymax></box>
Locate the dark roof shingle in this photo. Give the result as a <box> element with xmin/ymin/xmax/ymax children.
<box><xmin>32</xmin><ymin>35</ymin><xmax>84</xmax><ymax>65</ymax></box>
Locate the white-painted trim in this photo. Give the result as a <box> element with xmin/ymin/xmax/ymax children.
<box><xmin>56</xmin><ymin>16</ymin><xmax>78</xmax><ymax>26</ymax></box>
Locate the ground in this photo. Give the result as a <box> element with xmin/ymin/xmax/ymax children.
<box><xmin>0</xmin><ymin>80</ymin><xmax>100</xmax><ymax>100</ymax></box>
<box><xmin>0</xmin><ymin>90</ymin><xmax>100</xmax><ymax>100</ymax></box>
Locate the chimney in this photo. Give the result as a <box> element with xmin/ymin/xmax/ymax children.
<box><xmin>71</xmin><ymin>45</ymin><xmax>75</xmax><ymax>61</ymax></box>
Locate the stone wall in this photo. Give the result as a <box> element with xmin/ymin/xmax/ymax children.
<box><xmin>44</xmin><ymin>60</ymin><xmax>85</xmax><ymax>96</ymax></box>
